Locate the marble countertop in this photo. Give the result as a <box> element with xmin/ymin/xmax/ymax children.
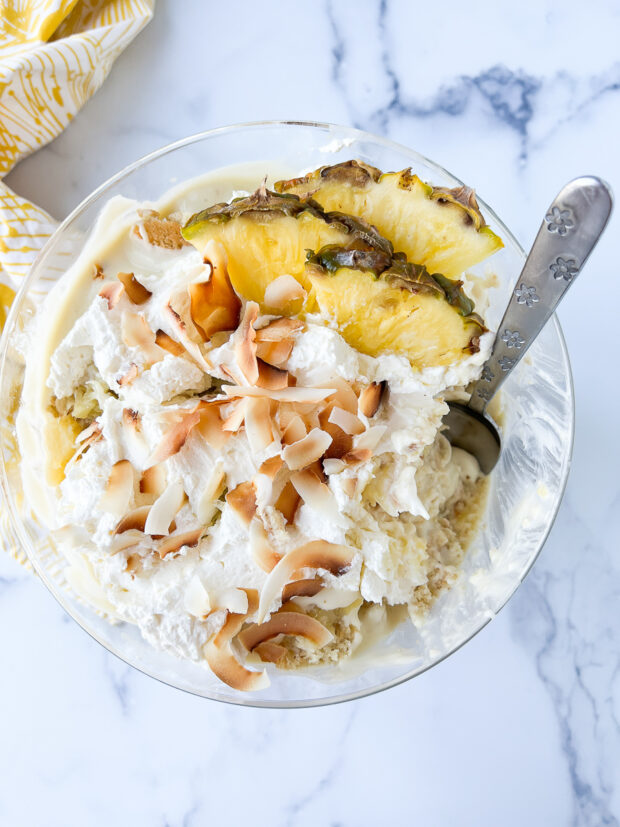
<box><xmin>1</xmin><ymin>1</ymin><xmax>619</xmax><ymax>825</ymax></box>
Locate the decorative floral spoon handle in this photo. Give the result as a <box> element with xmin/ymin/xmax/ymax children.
<box><xmin>469</xmin><ymin>176</ymin><xmax>613</xmax><ymax>414</ymax></box>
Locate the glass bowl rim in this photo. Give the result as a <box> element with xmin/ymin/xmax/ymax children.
<box><xmin>0</xmin><ymin>120</ymin><xmax>576</xmax><ymax>708</ymax></box>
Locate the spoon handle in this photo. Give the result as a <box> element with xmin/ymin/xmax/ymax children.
<box><xmin>468</xmin><ymin>176</ymin><xmax>613</xmax><ymax>414</ymax></box>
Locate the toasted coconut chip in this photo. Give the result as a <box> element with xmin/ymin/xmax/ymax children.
<box><xmin>355</xmin><ymin>425</ymin><xmax>387</xmax><ymax>452</ymax></box>
<box><xmin>150</xmin><ymin>408</ymin><xmax>201</xmax><ymax>464</ymax></box>
<box><xmin>250</xmin><ymin>518</ymin><xmax>282</xmax><ymax>573</ymax></box>
<box><xmin>204</xmin><ymin>640</ymin><xmax>269</xmax><ymax>692</ymax></box>
<box><xmin>155</xmin><ymin>329</ymin><xmax>185</xmax><ymax>357</ymax></box>
<box><xmin>323</xmin><ymin>458</ymin><xmax>346</xmax><ymax>475</ymax></box>
<box><xmin>114</xmin><ymin>505</ymin><xmax>151</xmax><ymax>535</ymax></box>
<box><xmin>126</xmin><ymin>553</ymin><xmax>141</xmax><ymax>574</ymax></box>
<box><xmin>197</xmin><ymin>405</ymin><xmax>232</xmax><ymax>448</ymax></box>
<box><xmin>319</xmin><ymin>404</ymin><xmax>353</xmax><ymax>460</ymax></box>
<box><xmin>122</xmin><ymin>408</ymin><xmax>149</xmax><ymax>464</ymax></box>
<box><xmin>259</xmin><ymin>455</ymin><xmax>284</xmax><ymax>479</ymax></box>
<box><xmin>281</xmin><ymin>578</ymin><xmax>324</xmax><ymax>601</ymax></box>
<box><xmin>221</xmin><ymin>398</ymin><xmax>248</xmax><ymax>433</ymax></box>
<box><xmin>158</xmin><ymin>527</ymin><xmax>203</xmax><ymax>559</ymax></box>
<box><xmin>258</xmin><ymin>540</ymin><xmax>355</xmax><ymax>622</ymax></box>
<box><xmin>255</xmin><ymin>318</ymin><xmax>303</xmax><ymax>342</ymax></box>
<box><xmin>328</xmin><ymin>406</ymin><xmax>365</xmax><ymax>436</ymax></box>
<box><xmin>76</xmin><ymin>422</ymin><xmax>101</xmax><ymax>444</ymax></box>
<box><xmin>184</xmin><ymin>576</ymin><xmax>211</xmax><ymax>617</ymax></box>
<box><xmin>118</xmin><ymin>363</ymin><xmax>139</xmax><ymax>386</ymax></box>
<box><xmin>234</xmin><ymin>301</ymin><xmax>259</xmax><ymax>384</ymax></box>
<box><xmin>290</xmin><ymin>469</ymin><xmax>341</xmax><ymax>523</ymax></box>
<box><xmin>144</xmin><ymin>480</ymin><xmax>185</xmax><ymax>536</ymax></box>
<box><xmin>93</xmin><ymin>264</ymin><xmax>104</xmax><ymax>280</ymax></box>
<box><xmin>253</xmin><ymin>641</ymin><xmax>287</xmax><ymax>664</ymax></box>
<box><xmin>245</xmin><ymin>396</ymin><xmax>275</xmax><ymax>453</ymax></box>
<box><xmin>274</xmin><ymin>481</ymin><xmax>301</xmax><ymax>525</ymax></box>
<box><xmin>140</xmin><ymin>464</ymin><xmax>167</xmax><ymax>497</ymax></box>
<box><xmin>110</xmin><ymin>530</ymin><xmax>144</xmax><ymax>554</ymax></box>
<box><xmin>213</xmin><ymin>588</ymin><xmax>260</xmax><ymax>645</ymax></box>
<box><xmin>282</xmin><ymin>428</ymin><xmax>332</xmax><ymax>471</ymax></box>
<box><xmin>226</xmin><ymin>481</ymin><xmax>257</xmax><ymax>528</ymax></box>
<box><xmin>329</xmin><ymin>377</ymin><xmax>359</xmax><ymax>414</ymax></box>
<box><xmin>306</xmin><ymin>459</ymin><xmax>328</xmax><ymax>484</ymax></box>
<box><xmin>197</xmin><ymin>465</ymin><xmax>226</xmax><ymax>525</ymax></box>
<box><xmin>99</xmin><ymin>460</ymin><xmax>134</xmax><ymax>516</ymax></box>
<box><xmin>341</xmin><ymin>477</ymin><xmax>359</xmax><ymax>499</ymax></box>
<box><xmin>121</xmin><ymin>311</ymin><xmax>164</xmax><ymax>365</ymax></box>
<box><xmin>239</xmin><ymin>610</ymin><xmax>333</xmax><ymax>652</ymax></box>
<box><xmin>217</xmin><ymin>587</ymin><xmax>249</xmax><ymax>615</ymax></box>
<box><xmin>162</xmin><ymin>302</ymin><xmax>211</xmax><ymax>371</ymax></box>
<box><xmin>358</xmin><ymin>380</ymin><xmax>387</xmax><ymax>418</ymax></box>
<box><xmin>189</xmin><ymin>239</ymin><xmax>241</xmax><ymax>341</ymax></box>
<box><xmin>263</xmin><ymin>274</ymin><xmax>307</xmax><ymax>310</ymax></box>
<box><xmin>117</xmin><ymin>271</ymin><xmax>152</xmax><ymax>305</ymax></box>
<box><xmin>255</xmin><ymin>339</ymin><xmax>293</xmax><ymax>368</ymax></box>
<box><xmin>98</xmin><ymin>281</ymin><xmax>124</xmax><ymax>309</ymax></box>
<box><xmin>256</xmin><ymin>359</ymin><xmax>289</xmax><ymax>390</ymax></box>
<box><xmin>282</xmin><ymin>414</ymin><xmax>307</xmax><ymax>446</ymax></box>
<box><xmin>223</xmin><ymin>385</ymin><xmax>336</xmax><ymax>403</ymax></box>
<box><xmin>343</xmin><ymin>448</ymin><xmax>373</xmax><ymax>466</ymax></box>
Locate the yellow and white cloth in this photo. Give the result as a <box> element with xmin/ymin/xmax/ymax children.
<box><xmin>0</xmin><ymin>0</ymin><xmax>154</xmax><ymax>564</ymax></box>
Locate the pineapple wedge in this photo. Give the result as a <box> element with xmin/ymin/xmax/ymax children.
<box><xmin>275</xmin><ymin>161</ymin><xmax>503</xmax><ymax>278</ymax></box>
<box><xmin>182</xmin><ymin>186</ymin><xmax>391</xmax><ymax>306</ymax></box>
<box><xmin>306</xmin><ymin>244</ymin><xmax>485</xmax><ymax>368</ymax></box>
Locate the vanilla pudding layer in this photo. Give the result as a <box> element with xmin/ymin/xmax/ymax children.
<box><xmin>17</xmin><ymin>163</ymin><xmax>492</xmax><ymax>687</ymax></box>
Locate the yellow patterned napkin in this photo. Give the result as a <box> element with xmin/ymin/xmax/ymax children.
<box><xmin>0</xmin><ymin>0</ymin><xmax>154</xmax><ymax>565</ymax></box>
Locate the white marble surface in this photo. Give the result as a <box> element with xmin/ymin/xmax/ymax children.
<box><xmin>1</xmin><ymin>1</ymin><xmax>619</xmax><ymax>824</ymax></box>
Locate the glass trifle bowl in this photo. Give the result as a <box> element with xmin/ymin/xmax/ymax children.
<box><xmin>0</xmin><ymin>122</ymin><xmax>574</xmax><ymax>707</ymax></box>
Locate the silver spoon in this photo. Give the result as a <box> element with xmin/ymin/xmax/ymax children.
<box><xmin>443</xmin><ymin>176</ymin><xmax>613</xmax><ymax>474</ymax></box>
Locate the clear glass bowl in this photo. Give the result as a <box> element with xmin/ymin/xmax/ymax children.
<box><xmin>0</xmin><ymin>122</ymin><xmax>574</xmax><ymax>707</ymax></box>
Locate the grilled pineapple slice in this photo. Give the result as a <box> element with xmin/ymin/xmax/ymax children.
<box><xmin>275</xmin><ymin>161</ymin><xmax>502</xmax><ymax>278</ymax></box>
<box><xmin>306</xmin><ymin>245</ymin><xmax>485</xmax><ymax>368</ymax></box>
<box><xmin>182</xmin><ymin>187</ymin><xmax>391</xmax><ymax>306</ymax></box>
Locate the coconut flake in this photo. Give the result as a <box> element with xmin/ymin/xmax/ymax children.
<box><xmin>253</xmin><ymin>641</ymin><xmax>287</xmax><ymax>664</ymax></box>
<box><xmin>98</xmin><ymin>282</ymin><xmax>124</xmax><ymax>309</ymax></box>
<box><xmin>214</xmin><ymin>588</ymin><xmax>260</xmax><ymax>644</ymax></box>
<box><xmin>328</xmin><ymin>406</ymin><xmax>365</xmax><ymax>435</ymax></box>
<box><xmin>221</xmin><ymin>398</ymin><xmax>248</xmax><ymax>433</ymax></box>
<box><xmin>282</xmin><ymin>428</ymin><xmax>332</xmax><ymax>471</ymax></box>
<box><xmin>144</xmin><ymin>480</ymin><xmax>185</xmax><ymax>536</ymax></box>
<box><xmin>118</xmin><ymin>364</ymin><xmax>139</xmax><ymax>386</ymax></box>
<box><xmin>226</xmin><ymin>481</ymin><xmax>257</xmax><ymax>527</ymax></box>
<box><xmin>323</xmin><ymin>458</ymin><xmax>346</xmax><ymax>475</ymax></box>
<box><xmin>158</xmin><ymin>527</ymin><xmax>203</xmax><ymax>558</ymax></box>
<box><xmin>254</xmin><ymin>318</ymin><xmax>303</xmax><ymax>342</ymax></box>
<box><xmin>358</xmin><ymin>380</ymin><xmax>387</xmax><ymax>418</ymax></box>
<box><xmin>204</xmin><ymin>640</ymin><xmax>269</xmax><ymax>692</ymax></box>
<box><xmin>114</xmin><ymin>505</ymin><xmax>151</xmax><ymax>534</ymax></box>
<box><xmin>155</xmin><ymin>329</ymin><xmax>185</xmax><ymax>357</ymax></box>
<box><xmin>233</xmin><ymin>301</ymin><xmax>259</xmax><ymax>384</ymax></box>
<box><xmin>281</xmin><ymin>578</ymin><xmax>324</xmax><ymax>601</ymax></box>
<box><xmin>150</xmin><ymin>407</ymin><xmax>201</xmax><ymax>464</ymax></box>
<box><xmin>290</xmin><ymin>469</ymin><xmax>341</xmax><ymax>523</ymax></box>
<box><xmin>223</xmin><ymin>385</ymin><xmax>336</xmax><ymax>403</ymax></box>
<box><xmin>184</xmin><ymin>576</ymin><xmax>211</xmax><ymax>617</ymax></box>
<box><xmin>256</xmin><ymin>359</ymin><xmax>289</xmax><ymax>390</ymax></box>
<box><xmin>263</xmin><ymin>274</ymin><xmax>307</xmax><ymax>310</ymax></box>
<box><xmin>189</xmin><ymin>239</ymin><xmax>241</xmax><ymax>340</ymax></box>
<box><xmin>259</xmin><ymin>455</ymin><xmax>283</xmax><ymax>479</ymax></box>
<box><xmin>216</xmin><ymin>587</ymin><xmax>249</xmax><ymax>615</ymax></box>
<box><xmin>245</xmin><ymin>396</ymin><xmax>275</xmax><ymax>453</ymax></box>
<box><xmin>162</xmin><ymin>301</ymin><xmax>211</xmax><ymax>371</ymax></box>
<box><xmin>117</xmin><ymin>271</ymin><xmax>152</xmax><ymax>305</ymax></box>
<box><xmin>255</xmin><ymin>339</ymin><xmax>294</xmax><ymax>368</ymax></box>
<box><xmin>257</xmin><ymin>540</ymin><xmax>355</xmax><ymax>622</ymax></box>
<box><xmin>239</xmin><ymin>610</ymin><xmax>332</xmax><ymax>652</ymax></box>
<box><xmin>329</xmin><ymin>378</ymin><xmax>359</xmax><ymax>414</ymax></box>
<box><xmin>274</xmin><ymin>481</ymin><xmax>301</xmax><ymax>524</ymax></box>
<box><xmin>249</xmin><ymin>518</ymin><xmax>281</xmax><ymax>573</ymax></box>
<box><xmin>99</xmin><ymin>460</ymin><xmax>134</xmax><ymax>516</ymax></box>
<box><xmin>343</xmin><ymin>448</ymin><xmax>373</xmax><ymax>466</ymax></box>
<box><xmin>281</xmin><ymin>414</ymin><xmax>307</xmax><ymax>446</ymax></box>
<box><xmin>355</xmin><ymin>425</ymin><xmax>387</xmax><ymax>452</ymax></box>
<box><xmin>122</xmin><ymin>408</ymin><xmax>149</xmax><ymax>464</ymax></box>
<box><xmin>140</xmin><ymin>464</ymin><xmax>167</xmax><ymax>497</ymax></box>
<box><xmin>121</xmin><ymin>312</ymin><xmax>164</xmax><ymax>365</ymax></box>
<box><xmin>197</xmin><ymin>465</ymin><xmax>226</xmax><ymax>525</ymax></box>
<box><xmin>196</xmin><ymin>403</ymin><xmax>231</xmax><ymax>449</ymax></box>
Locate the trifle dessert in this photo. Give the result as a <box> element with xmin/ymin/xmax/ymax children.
<box><xmin>17</xmin><ymin>160</ymin><xmax>502</xmax><ymax>691</ymax></box>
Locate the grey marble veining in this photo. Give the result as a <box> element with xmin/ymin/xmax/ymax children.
<box><xmin>1</xmin><ymin>1</ymin><xmax>619</xmax><ymax>825</ymax></box>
